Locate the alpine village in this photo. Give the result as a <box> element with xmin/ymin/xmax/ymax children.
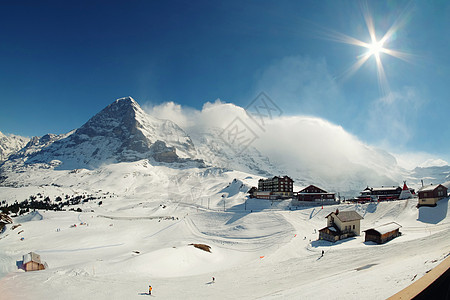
<box><xmin>248</xmin><ymin>176</ymin><xmax>448</xmax><ymax>244</ymax></box>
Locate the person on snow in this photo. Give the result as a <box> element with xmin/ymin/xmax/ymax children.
<box><xmin>149</xmin><ymin>285</ymin><xmax>152</xmax><ymax>295</ymax></box>
<box><xmin>321</xmin><ymin>250</ymin><xmax>324</xmax><ymax>257</ymax></box>
<box><xmin>212</xmin><ymin>276</ymin><xmax>215</xmax><ymax>283</ymax></box>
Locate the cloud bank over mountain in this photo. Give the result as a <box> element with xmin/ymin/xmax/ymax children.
<box><xmin>144</xmin><ymin>99</ymin><xmax>448</xmax><ymax>192</ymax></box>
<box><xmin>1</xmin><ymin>96</ymin><xmax>448</xmax><ymax>195</ymax></box>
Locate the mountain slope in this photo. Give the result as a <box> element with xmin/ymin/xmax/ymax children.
<box><xmin>0</xmin><ymin>131</ymin><xmax>29</xmax><ymax>162</ymax></box>
<box><xmin>407</xmin><ymin>165</ymin><xmax>450</xmax><ymax>187</ymax></box>
<box><xmin>7</xmin><ymin>97</ymin><xmax>198</xmax><ymax>170</ymax></box>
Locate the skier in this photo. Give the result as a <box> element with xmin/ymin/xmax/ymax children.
<box><xmin>321</xmin><ymin>250</ymin><xmax>324</xmax><ymax>257</ymax></box>
<box><xmin>212</xmin><ymin>276</ymin><xmax>215</xmax><ymax>283</ymax></box>
<box><xmin>149</xmin><ymin>285</ymin><xmax>152</xmax><ymax>295</ymax></box>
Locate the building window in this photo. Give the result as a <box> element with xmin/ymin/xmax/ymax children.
<box><xmin>353</xmin><ymin>225</ymin><xmax>355</xmax><ymax>230</ymax></box>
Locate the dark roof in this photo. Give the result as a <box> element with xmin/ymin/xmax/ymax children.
<box><xmin>336</xmin><ymin>211</ymin><xmax>363</xmax><ymax>222</ymax></box>
<box><xmin>299</xmin><ymin>185</ymin><xmax>327</xmax><ymax>194</ymax></box>
<box><xmin>326</xmin><ymin>210</ymin><xmax>363</xmax><ymax>222</ymax></box>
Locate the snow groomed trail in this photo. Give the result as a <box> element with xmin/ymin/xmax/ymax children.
<box><xmin>0</xmin><ymin>197</ymin><xmax>449</xmax><ymax>299</ymax></box>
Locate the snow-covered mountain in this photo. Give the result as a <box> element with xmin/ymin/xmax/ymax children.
<box><xmin>0</xmin><ymin>131</ymin><xmax>29</xmax><ymax>162</ymax></box>
<box><xmin>1</xmin><ymin>96</ymin><xmax>449</xmax><ymax>196</ymax></box>
<box><xmin>1</xmin><ymin>97</ymin><xmax>449</xmax><ymax>300</ymax></box>
<box><xmin>5</xmin><ymin>97</ymin><xmax>199</xmax><ymax>170</ymax></box>
<box><xmin>407</xmin><ymin>165</ymin><xmax>450</xmax><ymax>187</ymax></box>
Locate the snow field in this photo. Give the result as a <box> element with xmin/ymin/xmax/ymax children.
<box><xmin>0</xmin><ymin>164</ymin><xmax>449</xmax><ymax>299</ymax></box>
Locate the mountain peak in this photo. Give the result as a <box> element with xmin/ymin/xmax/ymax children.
<box><xmin>115</xmin><ymin>96</ymin><xmax>135</xmax><ymax>103</ymax></box>
<box><xmin>10</xmin><ymin>97</ymin><xmax>197</xmax><ymax>169</ymax></box>
<box><xmin>113</xmin><ymin>96</ymin><xmax>139</xmax><ymax>110</ymax></box>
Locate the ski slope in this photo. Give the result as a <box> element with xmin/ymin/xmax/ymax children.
<box><xmin>1</xmin><ymin>169</ymin><xmax>449</xmax><ymax>300</ymax></box>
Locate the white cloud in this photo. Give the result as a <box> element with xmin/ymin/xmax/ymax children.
<box><xmin>143</xmin><ymin>98</ymin><xmax>448</xmax><ymax>192</ymax></box>
<box><xmin>143</xmin><ymin>100</ymin><xmax>410</xmax><ymax>189</ymax></box>
<box><xmin>144</xmin><ymin>99</ymin><xmax>248</xmax><ymax>133</ymax></box>
<box><xmin>143</xmin><ymin>101</ymin><xmax>194</xmax><ymax>129</ymax></box>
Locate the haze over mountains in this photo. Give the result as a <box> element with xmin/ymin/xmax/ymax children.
<box><xmin>0</xmin><ymin>96</ymin><xmax>449</xmax><ymax>196</ymax></box>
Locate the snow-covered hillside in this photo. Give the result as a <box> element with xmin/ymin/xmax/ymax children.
<box><xmin>0</xmin><ymin>173</ymin><xmax>448</xmax><ymax>299</ymax></box>
<box><xmin>408</xmin><ymin>165</ymin><xmax>450</xmax><ymax>188</ymax></box>
<box><xmin>0</xmin><ymin>96</ymin><xmax>449</xmax><ymax>299</ymax></box>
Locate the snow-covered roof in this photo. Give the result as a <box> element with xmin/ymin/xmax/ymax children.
<box><xmin>370</xmin><ymin>186</ymin><xmax>401</xmax><ymax>192</ymax></box>
<box><xmin>23</xmin><ymin>252</ymin><xmax>41</xmax><ymax>264</ymax></box>
<box><xmin>418</xmin><ymin>184</ymin><xmax>447</xmax><ymax>192</ymax></box>
<box><xmin>364</xmin><ymin>222</ymin><xmax>401</xmax><ymax>235</ymax></box>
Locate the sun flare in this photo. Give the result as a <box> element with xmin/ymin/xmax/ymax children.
<box><xmin>318</xmin><ymin>3</ymin><xmax>414</xmax><ymax>101</ymax></box>
<box><xmin>367</xmin><ymin>40</ymin><xmax>384</xmax><ymax>57</ymax></box>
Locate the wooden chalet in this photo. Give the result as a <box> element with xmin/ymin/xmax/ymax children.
<box><xmin>22</xmin><ymin>252</ymin><xmax>47</xmax><ymax>272</ymax></box>
<box><xmin>319</xmin><ymin>209</ymin><xmax>363</xmax><ymax>242</ymax></box>
<box><xmin>364</xmin><ymin>222</ymin><xmax>402</xmax><ymax>244</ymax></box>
<box><xmin>417</xmin><ymin>184</ymin><xmax>448</xmax><ymax>207</ymax></box>
<box><xmin>297</xmin><ymin>185</ymin><xmax>335</xmax><ymax>202</ymax></box>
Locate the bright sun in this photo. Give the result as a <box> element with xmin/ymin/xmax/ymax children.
<box><xmin>320</xmin><ymin>4</ymin><xmax>414</xmax><ymax>101</ymax></box>
<box><xmin>368</xmin><ymin>40</ymin><xmax>383</xmax><ymax>56</ymax></box>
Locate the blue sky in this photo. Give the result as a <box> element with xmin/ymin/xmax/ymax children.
<box><xmin>0</xmin><ymin>1</ymin><xmax>449</xmax><ymax>162</ymax></box>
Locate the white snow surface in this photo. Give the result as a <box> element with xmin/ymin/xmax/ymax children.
<box><xmin>0</xmin><ymin>161</ymin><xmax>449</xmax><ymax>299</ymax></box>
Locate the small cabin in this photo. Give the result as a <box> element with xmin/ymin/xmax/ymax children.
<box><xmin>23</xmin><ymin>252</ymin><xmax>47</xmax><ymax>272</ymax></box>
<box><xmin>364</xmin><ymin>222</ymin><xmax>402</xmax><ymax>244</ymax></box>
<box><xmin>417</xmin><ymin>184</ymin><xmax>448</xmax><ymax>207</ymax></box>
<box><xmin>319</xmin><ymin>209</ymin><xmax>363</xmax><ymax>242</ymax></box>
